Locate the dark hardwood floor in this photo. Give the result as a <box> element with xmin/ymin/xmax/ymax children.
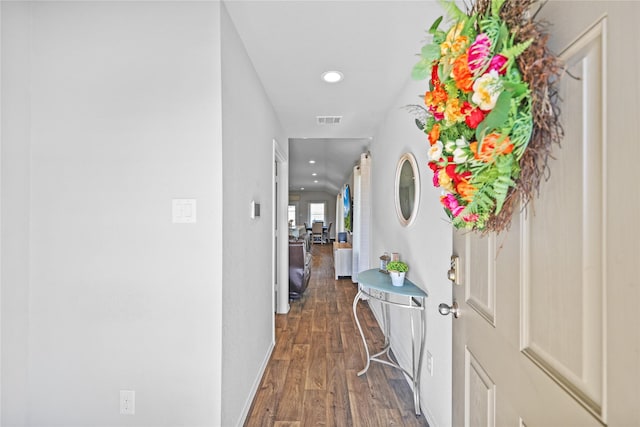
<box><xmin>244</xmin><ymin>243</ymin><xmax>430</xmax><ymax>427</ymax></box>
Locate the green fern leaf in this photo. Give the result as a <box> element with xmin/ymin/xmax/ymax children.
<box><xmin>511</xmin><ymin>114</ymin><xmax>533</xmax><ymax>158</ymax></box>
<box><xmin>493</xmin><ymin>172</ymin><xmax>516</xmax><ymax>214</ymax></box>
<box><xmin>502</xmin><ymin>39</ymin><xmax>533</xmax><ymax>61</ymax></box>
<box><xmin>479</xmin><ymin>16</ymin><xmax>502</xmax><ymax>48</ymax></box>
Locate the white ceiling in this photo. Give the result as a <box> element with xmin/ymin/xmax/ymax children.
<box><xmin>224</xmin><ymin>0</ymin><xmax>443</xmax><ymax>194</ymax></box>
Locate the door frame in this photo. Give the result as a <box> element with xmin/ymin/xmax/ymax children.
<box><xmin>273</xmin><ymin>138</ymin><xmax>289</xmax><ymax>316</ymax></box>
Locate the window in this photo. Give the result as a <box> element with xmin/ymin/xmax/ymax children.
<box><xmin>288</xmin><ymin>205</ymin><xmax>296</xmax><ymax>226</ymax></box>
<box><xmin>309</xmin><ymin>202</ymin><xmax>325</xmax><ymax>224</ymax></box>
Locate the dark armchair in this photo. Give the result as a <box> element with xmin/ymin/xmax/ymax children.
<box><xmin>289</xmin><ymin>241</ymin><xmax>311</xmax><ymax>299</ymax></box>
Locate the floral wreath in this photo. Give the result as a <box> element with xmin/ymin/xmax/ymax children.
<box><xmin>410</xmin><ymin>0</ymin><xmax>562</xmax><ymax>232</ymax></box>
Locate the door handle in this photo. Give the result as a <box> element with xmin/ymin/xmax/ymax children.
<box><xmin>447</xmin><ymin>255</ymin><xmax>460</xmax><ymax>285</ymax></box>
<box><xmin>438</xmin><ymin>301</ymin><xmax>459</xmax><ymax>318</ymax></box>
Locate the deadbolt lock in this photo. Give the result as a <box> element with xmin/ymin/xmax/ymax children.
<box><xmin>447</xmin><ymin>255</ymin><xmax>460</xmax><ymax>285</ymax></box>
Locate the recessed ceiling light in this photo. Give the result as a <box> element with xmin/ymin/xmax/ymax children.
<box><xmin>300</xmin><ymin>187</ymin><xmax>305</xmax><ymax>190</ymax></box>
<box><xmin>314</xmin><ymin>180</ymin><xmax>319</xmax><ymax>183</ymax></box>
<box><xmin>312</xmin><ymin>173</ymin><xmax>317</xmax><ymax>176</ymax></box>
<box><xmin>309</xmin><ymin>160</ymin><xmax>316</xmax><ymax>164</ymax></box>
<box><xmin>321</xmin><ymin>70</ymin><xmax>343</xmax><ymax>83</ymax></box>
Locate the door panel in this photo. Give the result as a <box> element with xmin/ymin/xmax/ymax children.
<box><xmin>466</xmin><ymin>234</ymin><xmax>496</xmax><ymax>326</ymax></box>
<box><xmin>521</xmin><ymin>18</ymin><xmax>605</xmax><ymax>418</ymax></box>
<box><xmin>465</xmin><ymin>347</ymin><xmax>496</xmax><ymax>427</ymax></box>
<box><xmin>451</xmin><ymin>6</ymin><xmax>610</xmax><ymax>427</ymax></box>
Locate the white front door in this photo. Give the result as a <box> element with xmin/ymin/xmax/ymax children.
<box><xmin>448</xmin><ymin>2</ymin><xmax>639</xmax><ymax>426</ymax></box>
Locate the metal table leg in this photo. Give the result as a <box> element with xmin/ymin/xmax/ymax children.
<box><xmin>352</xmin><ymin>288</ymin><xmax>427</xmax><ymax>416</ymax></box>
<box><xmin>352</xmin><ymin>289</ymin><xmax>371</xmax><ymax>376</ymax></box>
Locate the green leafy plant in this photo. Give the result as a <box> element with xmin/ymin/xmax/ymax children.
<box><xmin>387</xmin><ymin>261</ymin><xmax>409</xmax><ymax>273</ymax></box>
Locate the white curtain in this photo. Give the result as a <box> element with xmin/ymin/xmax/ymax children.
<box><xmin>352</xmin><ymin>153</ymin><xmax>372</xmax><ymax>283</ymax></box>
<box><xmin>336</xmin><ymin>191</ymin><xmax>344</xmax><ymax>235</ymax></box>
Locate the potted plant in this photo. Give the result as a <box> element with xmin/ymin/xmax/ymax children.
<box><xmin>387</xmin><ymin>261</ymin><xmax>408</xmax><ymax>287</ymax></box>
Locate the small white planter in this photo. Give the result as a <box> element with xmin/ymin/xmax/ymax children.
<box><xmin>389</xmin><ymin>271</ymin><xmax>406</xmax><ymax>287</ymax></box>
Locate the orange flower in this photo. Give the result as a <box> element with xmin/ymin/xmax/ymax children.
<box><xmin>428</xmin><ymin>124</ymin><xmax>440</xmax><ymax>146</ymax></box>
<box><xmin>424</xmin><ymin>84</ymin><xmax>448</xmax><ymax>120</ymax></box>
<box><xmin>456</xmin><ymin>179</ymin><xmax>477</xmax><ymax>202</ymax></box>
<box><xmin>451</xmin><ymin>53</ymin><xmax>474</xmax><ymax>93</ymax></box>
<box><xmin>469</xmin><ymin>133</ymin><xmax>514</xmax><ymax>162</ymax></box>
<box><xmin>424</xmin><ymin>85</ymin><xmax>447</xmax><ymax>107</ymax></box>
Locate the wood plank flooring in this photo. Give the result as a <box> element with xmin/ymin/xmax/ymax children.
<box><xmin>244</xmin><ymin>243</ymin><xmax>430</xmax><ymax>427</ymax></box>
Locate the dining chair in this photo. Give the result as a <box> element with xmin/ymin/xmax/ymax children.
<box><xmin>311</xmin><ymin>222</ymin><xmax>324</xmax><ymax>244</ymax></box>
<box><xmin>323</xmin><ymin>222</ymin><xmax>333</xmax><ymax>244</ymax></box>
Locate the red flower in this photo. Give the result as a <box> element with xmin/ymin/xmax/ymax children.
<box><xmin>445</xmin><ymin>163</ymin><xmax>471</xmax><ymax>186</ymax></box>
<box><xmin>431</xmin><ymin>63</ymin><xmax>441</xmax><ymax>85</ymax></box>
<box><xmin>445</xmin><ymin>163</ymin><xmax>457</xmax><ymax>180</ymax></box>
<box><xmin>461</xmin><ymin>101</ymin><xmax>485</xmax><ymax>129</ymax></box>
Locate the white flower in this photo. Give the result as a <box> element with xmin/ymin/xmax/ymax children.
<box><xmin>453</xmin><ymin>147</ymin><xmax>468</xmax><ymax>164</ymax></box>
<box><xmin>472</xmin><ymin>70</ymin><xmax>503</xmax><ymax>110</ymax></box>
<box><xmin>444</xmin><ymin>140</ymin><xmax>457</xmax><ymax>153</ymax></box>
<box><xmin>428</xmin><ymin>140</ymin><xmax>443</xmax><ymax>161</ymax></box>
<box><xmin>455</xmin><ymin>137</ymin><xmax>468</xmax><ymax>148</ymax></box>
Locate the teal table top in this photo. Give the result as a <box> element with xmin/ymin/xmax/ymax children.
<box><xmin>358</xmin><ymin>268</ymin><xmax>428</xmax><ymax>298</ymax></box>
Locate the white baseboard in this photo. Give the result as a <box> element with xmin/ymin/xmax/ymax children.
<box><xmin>236</xmin><ymin>340</ymin><xmax>275</xmax><ymax>427</ymax></box>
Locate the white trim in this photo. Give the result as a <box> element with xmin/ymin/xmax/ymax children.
<box><xmin>273</xmin><ymin>138</ymin><xmax>289</xmax><ymax>315</ymax></box>
<box><xmin>356</xmin><ymin>153</ymin><xmax>372</xmax><ymax>278</ymax></box>
<box><xmin>235</xmin><ymin>341</ymin><xmax>275</xmax><ymax>427</ymax></box>
<box><xmin>0</xmin><ymin>3</ymin><xmax>3</xmax><ymax>421</ymax></box>
<box><xmin>351</xmin><ymin>165</ymin><xmax>361</xmax><ymax>281</ymax></box>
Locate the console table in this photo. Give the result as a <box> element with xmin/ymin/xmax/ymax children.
<box><xmin>352</xmin><ymin>268</ymin><xmax>428</xmax><ymax>416</ymax></box>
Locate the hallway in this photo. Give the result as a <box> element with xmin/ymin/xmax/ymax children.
<box><xmin>245</xmin><ymin>244</ymin><xmax>430</xmax><ymax>426</ymax></box>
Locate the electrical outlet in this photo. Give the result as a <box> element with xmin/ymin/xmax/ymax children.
<box><xmin>426</xmin><ymin>351</ymin><xmax>434</xmax><ymax>376</ymax></box>
<box><xmin>120</xmin><ymin>390</ymin><xmax>135</xmax><ymax>415</ymax></box>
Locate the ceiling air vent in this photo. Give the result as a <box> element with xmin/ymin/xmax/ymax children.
<box><xmin>316</xmin><ymin>115</ymin><xmax>342</xmax><ymax>125</ymax></box>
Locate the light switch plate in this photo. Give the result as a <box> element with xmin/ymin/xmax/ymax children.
<box><xmin>172</xmin><ymin>199</ymin><xmax>196</xmax><ymax>223</ymax></box>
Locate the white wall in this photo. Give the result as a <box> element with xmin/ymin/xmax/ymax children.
<box><xmin>1</xmin><ymin>3</ymin><xmax>30</xmax><ymax>423</ymax></box>
<box><xmin>369</xmin><ymin>77</ymin><xmax>453</xmax><ymax>427</ymax></box>
<box><xmin>2</xmin><ymin>2</ymin><xmax>224</xmax><ymax>425</ymax></box>
<box><xmin>220</xmin><ymin>5</ymin><xmax>286</xmax><ymax>425</ymax></box>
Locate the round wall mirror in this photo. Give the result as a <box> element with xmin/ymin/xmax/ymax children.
<box><xmin>395</xmin><ymin>152</ymin><xmax>420</xmax><ymax>227</ymax></box>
